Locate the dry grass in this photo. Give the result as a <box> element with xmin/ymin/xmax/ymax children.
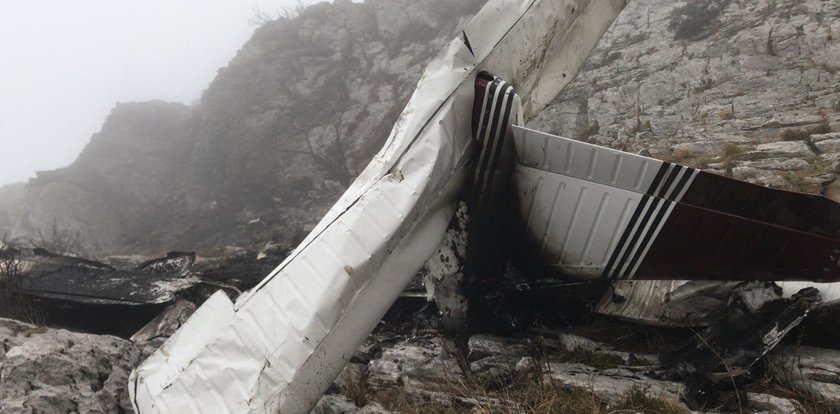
<box><xmin>721</xmin><ymin>143</ymin><xmax>744</xmax><ymax>159</ymax></box>
<box><xmin>20</xmin><ymin>325</ymin><xmax>48</xmax><ymax>337</ymax></box>
<box><xmin>577</xmin><ymin>122</ymin><xmax>600</xmax><ymax>143</ymax></box>
<box><xmin>372</xmin><ymin>387</ymin><xmax>463</xmax><ymax>414</ymax></box>
<box><xmin>657</xmin><ymin>149</ymin><xmax>717</xmax><ymax>169</ymax></box>
<box><xmin>779</xmin><ymin>121</ymin><xmax>832</xmax><ymax>142</ymax></box>
<box><xmin>811</xmin><ymin>121</ymin><xmax>832</xmax><ymax>136</ymax></box>
<box><xmin>780</xmin><ymin>128</ymin><xmax>813</xmax><ymax>142</ymax></box>
<box><xmin>628</xmin><ymin>118</ymin><xmax>652</xmax><ymax>136</ymax></box>
<box><xmin>557</xmin><ymin>316</ymin><xmax>690</xmax><ymax>356</ymax></box>
<box><xmin>494</xmin><ymin>381</ymin><xmax>603</xmax><ymax>413</ymax></box>
<box><xmin>656</xmin><ymin>143</ymin><xmax>746</xmax><ymax>171</ymax></box>
<box><xmin>610</xmin><ymin>386</ymin><xmax>688</xmax><ymax>414</ymax></box>
<box><xmin>366</xmin><ymin>330</ymin><xmax>687</xmax><ymax>414</ymax></box>
<box><xmin>738</xmin><ymin>359</ymin><xmax>837</xmax><ymax>414</ymax></box>
<box><xmin>693</xmin><ymin>78</ymin><xmax>714</xmax><ymax>94</ymax></box>
<box><xmin>341</xmin><ymin>366</ymin><xmax>369</xmax><ymax>407</ymax></box>
<box><xmin>719</xmin><ymin>109</ymin><xmax>736</xmax><ymax>120</ymax></box>
<box><xmin>556</xmin><ymin>348</ymin><xmax>625</xmax><ymax>369</ymax></box>
<box><xmin>449</xmin><ymin>370</ymin><xmax>609</xmax><ymax>414</ymax></box>
<box><xmin>745</xmin><ymin>384</ymin><xmax>836</xmax><ymax>414</ymax></box>
<box><xmin>535</xmin><ymin>336</ymin><xmax>653</xmax><ymax>369</ymax></box>
<box><xmin>782</xmin><ymin>156</ymin><xmax>833</xmax><ymax>193</ymax></box>
<box><xmin>0</xmin><ymin>236</ymin><xmax>44</xmax><ymax>326</ymax></box>
<box><xmin>470</xmin><ymin>376</ymin><xmax>687</xmax><ymax>414</ymax></box>
<box><xmin>658</xmin><ymin>148</ymin><xmax>696</xmax><ymax>164</ymax></box>
<box><xmin>783</xmin><ymin>169</ymin><xmax>822</xmax><ymax>193</ymax></box>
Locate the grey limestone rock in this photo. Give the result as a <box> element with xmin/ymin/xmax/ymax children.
<box><xmin>0</xmin><ymin>318</ymin><xmax>141</xmax><ymax>414</ymax></box>
<box><xmin>311</xmin><ymin>394</ymin><xmax>392</xmax><ymax>414</ymax></box>
<box><xmin>746</xmin><ymin>392</ymin><xmax>804</xmax><ymax>414</ymax></box>
<box><xmin>815</xmin><ymin>138</ymin><xmax>840</xmax><ymax>154</ymax></box>
<box><xmin>749</xmin><ymin>142</ymin><xmax>815</xmax><ymax>159</ymax></box>
<box><xmin>768</xmin><ymin>345</ymin><xmax>840</xmax><ymax>410</ymax></box>
<box><xmin>366</xmin><ymin>333</ymin><xmax>464</xmax><ymax>390</ymax></box>
<box><xmin>543</xmin><ymin>362</ymin><xmax>687</xmax><ymax>406</ymax></box>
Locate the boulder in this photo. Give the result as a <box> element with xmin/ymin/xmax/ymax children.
<box><xmin>367</xmin><ymin>333</ymin><xmax>464</xmax><ymax>390</ymax></box>
<box><xmin>815</xmin><ymin>138</ymin><xmax>840</xmax><ymax>154</ymax></box>
<box><xmin>130</xmin><ymin>298</ymin><xmax>197</xmax><ymax>345</ymax></box>
<box><xmin>311</xmin><ymin>394</ymin><xmax>392</xmax><ymax>414</ymax></box>
<box><xmin>313</xmin><ymin>395</ymin><xmax>360</xmax><ymax>414</ymax></box>
<box><xmin>467</xmin><ymin>335</ymin><xmax>538</xmax><ymax>389</ymax></box>
<box><xmin>130</xmin><ymin>298</ymin><xmax>198</xmax><ymax>359</ymax></box>
<box><xmin>538</xmin><ymin>331</ymin><xmax>659</xmax><ymax>367</ymax></box>
<box><xmin>768</xmin><ymin>345</ymin><xmax>840</xmax><ymax>410</ymax></box>
<box><xmin>0</xmin><ymin>318</ymin><xmax>140</xmax><ymax>414</ymax></box>
<box><xmin>746</xmin><ymin>392</ymin><xmax>804</xmax><ymax>414</ymax></box>
<box><xmin>732</xmin><ymin>167</ymin><xmax>787</xmax><ymax>188</ymax></box>
<box><xmin>748</xmin><ymin>142</ymin><xmax>814</xmax><ymax>159</ymax></box>
<box><xmin>467</xmin><ymin>334</ymin><xmax>532</xmax><ymax>361</ymax></box>
<box><xmin>738</xmin><ymin>158</ymin><xmax>810</xmax><ymax>171</ymax></box>
<box><xmin>670</xmin><ymin>140</ymin><xmax>730</xmax><ymax>156</ymax></box>
<box><xmin>542</xmin><ymin>362</ymin><xmax>687</xmax><ymax>405</ymax></box>
<box><xmin>810</xmin><ymin>133</ymin><xmax>840</xmax><ymax>143</ymax></box>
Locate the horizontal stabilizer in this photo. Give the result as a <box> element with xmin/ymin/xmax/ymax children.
<box><xmin>513</xmin><ymin>126</ymin><xmax>840</xmax><ymax>282</ymax></box>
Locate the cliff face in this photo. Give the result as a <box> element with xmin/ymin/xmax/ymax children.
<box><xmin>0</xmin><ymin>183</ymin><xmax>25</xmax><ymax>239</ymax></box>
<box><xmin>530</xmin><ymin>0</ymin><xmax>839</xmax><ymax>190</ymax></box>
<box><xmin>7</xmin><ymin>0</ymin><xmax>485</xmax><ymax>254</ymax></box>
<box><xmin>4</xmin><ymin>0</ymin><xmax>838</xmax><ymax>255</ymax></box>
<box><xmin>11</xmin><ymin>101</ymin><xmax>194</xmax><ymax>253</ymax></box>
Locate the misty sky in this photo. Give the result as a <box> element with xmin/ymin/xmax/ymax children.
<box><xmin>0</xmin><ymin>0</ymin><xmax>339</xmax><ymax>186</ymax></box>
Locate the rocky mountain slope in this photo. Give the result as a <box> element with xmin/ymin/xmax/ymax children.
<box><xmin>530</xmin><ymin>0</ymin><xmax>840</xmax><ymax>191</ymax></box>
<box><xmin>3</xmin><ymin>0</ymin><xmax>485</xmax><ymax>255</ymax></box>
<box><xmin>6</xmin><ymin>305</ymin><xmax>840</xmax><ymax>413</ymax></box>
<box><xmin>1</xmin><ymin>0</ymin><xmax>838</xmax><ymax>257</ymax></box>
<box><xmin>2</xmin><ymin>1</ymin><xmax>840</xmax><ymax>412</ymax></box>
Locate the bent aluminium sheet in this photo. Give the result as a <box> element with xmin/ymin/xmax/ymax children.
<box><xmin>129</xmin><ymin>1</ymin><xmax>627</xmax><ymax>413</ymax></box>
<box><xmin>596</xmin><ymin>279</ymin><xmax>840</xmax><ymax>327</ymax></box>
<box><xmin>513</xmin><ymin>126</ymin><xmax>840</xmax><ymax>282</ymax></box>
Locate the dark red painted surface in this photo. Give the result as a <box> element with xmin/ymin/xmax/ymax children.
<box><xmin>682</xmin><ymin>172</ymin><xmax>840</xmax><ymax>238</ymax></box>
<box><xmin>472</xmin><ymin>72</ymin><xmax>495</xmax><ymax>138</ymax></box>
<box><xmin>634</xmin><ymin>202</ymin><xmax>840</xmax><ymax>282</ymax></box>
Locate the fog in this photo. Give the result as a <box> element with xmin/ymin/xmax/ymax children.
<box><xmin>0</xmin><ymin>0</ymin><xmax>335</xmax><ymax>186</ymax></box>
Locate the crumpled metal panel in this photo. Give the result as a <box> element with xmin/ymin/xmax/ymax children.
<box><xmin>779</xmin><ymin>282</ymin><xmax>840</xmax><ymax>306</ymax></box>
<box><xmin>21</xmin><ymin>251</ymin><xmax>203</xmax><ymax>306</ymax></box>
<box><xmin>129</xmin><ymin>1</ymin><xmax>628</xmax><ymax>413</ymax></box>
<box><xmin>596</xmin><ymin>280</ymin><xmax>739</xmax><ymax>327</ymax></box>
<box><xmin>598</xmin><ymin>280</ymin><xmax>840</xmax><ymax>327</ymax></box>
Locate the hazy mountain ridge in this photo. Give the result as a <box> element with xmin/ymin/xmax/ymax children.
<box><xmin>3</xmin><ymin>0</ymin><xmax>485</xmax><ymax>254</ymax></box>
<box><xmin>2</xmin><ymin>0</ymin><xmax>838</xmax><ymax>255</ymax></box>
<box><xmin>0</xmin><ymin>183</ymin><xmax>25</xmax><ymax>239</ymax></box>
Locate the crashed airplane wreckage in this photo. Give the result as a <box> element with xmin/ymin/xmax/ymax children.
<box><xmin>130</xmin><ymin>0</ymin><xmax>840</xmax><ymax>412</ymax></box>
<box><xmin>513</xmin><ymin>125</ymin><xmax>840</xmax><ymax>283</ymax></box>
<box><xmin>14</xmin><ymin>249</ymin><xmax>233</xmax><ymax>336</ymax></box>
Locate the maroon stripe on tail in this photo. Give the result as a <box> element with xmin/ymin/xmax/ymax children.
<box><xmin>472</xmin><ymin>72</ymin><xmax>496</xmax><ymax>139</ymax></box>
<box><xmin>681</xmin><ymin>171</ymin><xmax>840</xmax><ymax>238</ymax></box>
<box><xmin>633</xmin><ymin>202</ymin><xmax>840</xmax><ymax>282</ymax></box>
